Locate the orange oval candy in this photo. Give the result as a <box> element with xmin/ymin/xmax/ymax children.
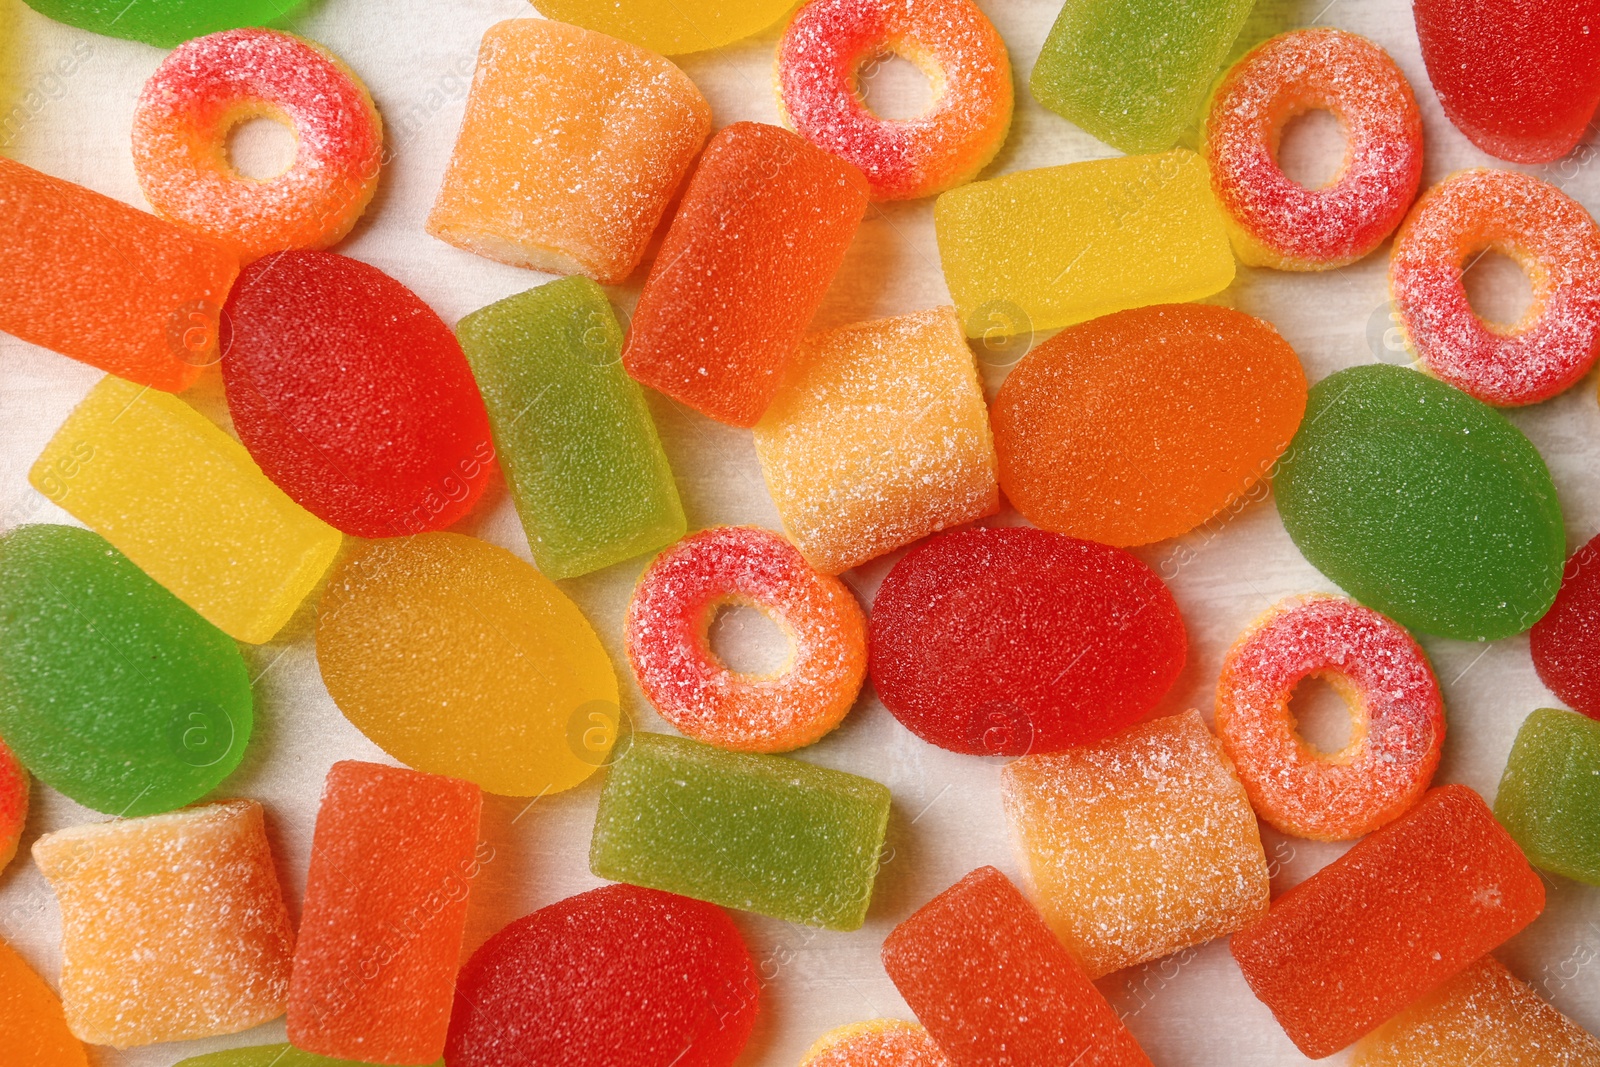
<box><xmin>992</xmin><ymin>304</ymin><xmax>1307</xmax><ymax>546</ymax></box>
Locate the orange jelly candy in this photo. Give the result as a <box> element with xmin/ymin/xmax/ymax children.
<box><xmin>0</xmin><ymin>937</ymin><xmax>88</xmax><ymax>1067</ymax></box>
<box><xmin>0</xmin><ymin>157</ymin><xmax>237</xmax><ymax>391</ymax></box>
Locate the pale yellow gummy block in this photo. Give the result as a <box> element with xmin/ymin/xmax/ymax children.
<box><xmin>29</xmin><ymin>376</ymin><xmax>342</xmax><ymax>643</ymax></box>
<box><xmin>934</xmin><ymin>149</ymin><xmax>1235</xmax><ymax>337</ymax></box>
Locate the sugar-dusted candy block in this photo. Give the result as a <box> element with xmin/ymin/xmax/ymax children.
<box><xmin>0</xmin><ymin>739</ymin><xmax>26</xmax><ymax>870</ymax></box>
<box><xmin>289</xmin><ymin>762</ymin><xmax>483</xmax><ymax>1065</ymax></box>
<box><xmin>317</xmin><ymin>533</ymin><xmax>620</xmax><ymax>797</ymax></box>
<box><xmin>20</xmin><ymin>0</ymin><xmax>311</xmax><ymax>47</ymax></box>
<box><xmin>0</xmin><ymin>525</ymin><xmax>252</xmax><ymax>816</ymax></box>
<box><xmin>934</xmin><ymin>150</ymin><xmax>1234</xmax><ymax>337</ymax></box>
<box><xmin>446</xmin><ymin>884</ymin><xmax>759</xmax><ymax>1067</ymax></box>
<box><xmin>1231</xmin><ymin>785</ymin><xmax>1546</xmax><ymax>1058</ymax></box>
<box><xmin>1002</xmin><ymin>711</ymin><xmax>1269</xmax><ymax>978</ymax></box>
<box><xmin>176</xmin><ymin>1048</ymin><xmax>442</xmax><ymax>1067</ymax></box>
<box><xmin>30</xmin><ymin>377</ymin><xmax>341</xmax><ymax>644</ymax></box>
<box><xmin>0</xmin><ymin>157</ymin><xmax>236</xmax><ymax>391</ymax></box>
<box><xmin>531</xmin><ymin>0</ymin><xmax>794</xmax><ymax>54</ymax></box>
<box><xmin>32</xmin><ymin>800</ymin><xmax>296</xmax><ymax>1048</ymax></box>
<box><xmin>753</xmin><ymin>307</ymin><xmax>998</xmax><ymax>574</ymax></box>
<box><xmin>0</xmin><ymin>937</ymin><xmax>88</xmax><ymax>1067</ymax></box>
<box><xmin>800</xmin><ymin>1020</ymin><xmax>951</xmax><ymax>1067</ymax></box>
<box><xmin>456</xmin><ymin>277</ymin><xmax>685</xmax><ymax>579</ymax></box>
<box><xmin>428</xmin><ymin>19</ymin><xmax>710</xmax><ymax>284</ymax></box>
<box><xmin>882</xmin><ymin>867</ymin><xmax>1153</xmax><ymax>1067</ymax></box>
<box><xmin>624</xmin><ymin>122</ymin><xmax>871</xmax><ymax>427</ymax></box>
<box><xmin>1031</xmin><ymin>0</ymin><xmax>1254</xmax><ymax>153</ymax></box>
<box><xmin>1353</xmin><ymin>955</ymin><xmax>1600</xmax><ymax>1066</ymax></box>
<box><xmin>1494</xmin><ymin>707</ymin><xmax>1600</xmax><ymax>886</ymax></box>
<box><xmin>590</xmin><ymin>733</ymin><xmax>891</xmax><ymax>930</ymax></box>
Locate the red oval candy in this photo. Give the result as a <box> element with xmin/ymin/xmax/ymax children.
<box><xmin>1530</xmin><ymin>531</ymin><xmax>1600</xmax><ymax>722</ymax></box>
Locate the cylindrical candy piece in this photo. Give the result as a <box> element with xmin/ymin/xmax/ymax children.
<box><xmin>20</xmin><ymin>0</ymin><xmax>311</xmax><ymax>47</ymax></box>
<box><xmin>800</xmin><ymin>1020</ymin><xmax>950</xmax><ymax>1067</ymax></box>
<box><xmin>0</xmin><ymin>936</ymin><xmax>88</xmax><ymax>1067</ymax></box>
<box><xmin>1531</xmin><ymin>531</ymin><xmax>1600</xmax><ymax>721</ymax></box>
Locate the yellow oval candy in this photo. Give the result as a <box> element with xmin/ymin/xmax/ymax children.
<box><xmin>530</xmin><ymin>0</ymin><xmax>794</xmax><ymax>55</ymax></box>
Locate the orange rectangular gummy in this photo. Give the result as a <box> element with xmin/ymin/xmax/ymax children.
<box><xmin>287</xmin><ymin>761</ymin><xmax>483</xmax><ymax>1066</ymax></box>
<box><xmin>1231</xmin><ymin>785</ymin><xmax>1546</xmax><ymax>1058</ymax></box>
<box><xmin>0</xmin><ymin>157</ymin><xmax>237</xmax><ymax>391</ymax></box>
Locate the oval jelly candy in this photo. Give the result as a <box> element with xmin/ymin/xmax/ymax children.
<box><xmin>20</xmin><ymin>0</ymin><xmax>312</xmax><ymax>48</ymax></box>
<box><xmin>1530</xmin><ymin>531</ymin><xmax>1600</xmax><ymax>721</ymax></box>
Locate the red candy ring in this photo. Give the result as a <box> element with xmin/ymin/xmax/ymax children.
<box><xmin>1215</xmin><ymin>594</ymin><xmax>1445</xmax><ymax>841</ymax></box>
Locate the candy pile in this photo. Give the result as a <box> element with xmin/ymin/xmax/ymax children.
<box><xmin>1</xmin><ymin>0</ymin><xmax>1599</xmax><ymax>1065</ymax></box>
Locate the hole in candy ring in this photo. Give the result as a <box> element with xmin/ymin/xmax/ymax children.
<box><xmin>1287</xmin><ymin>671</ymin><xmax>1365</xmax><ymax>762</ymax></box>
<box><xmin>1275</xmin><ymin>107</ymin><xmax>1348</xmax><ymax>191</ymax></box>
<box><xmin>707</xmin><ymin>600</ymin><xmax>794</xmax><ymax>678</ymax></box>
<box><xmin>225</xmin><ymin>113</ymin><xmax>299</xmax><ymax>181</ymax></box>
<box><xmin>855</xmin><ymin>47</ymin><xmax>936</xmax><ymax>121</ymax></box>
<box><xmin>1462</xmin><ymin>246</ymin><xmax>1536</xmax><ymax>332</ymax></box>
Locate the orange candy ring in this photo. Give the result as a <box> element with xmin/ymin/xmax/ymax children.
<box><xmin>800</xmin><ymin>1020</ymin><xmax>951</xmax><ymax>1066</ymax></box>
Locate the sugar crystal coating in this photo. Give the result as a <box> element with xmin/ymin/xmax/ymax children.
<box><xmin>19</xmin><ymin>0</ymin><xmax>311</xmax><ymax>47</ymax></box>
<box><xmin>800</xmin><ymin>1020</ymin><xmax>951</xmax><ymax>1067</ymax></box>
<box><xmin>0</xmin><ymin>738</ymin><xmax>27</xmax><ymax>870</ymax></box>
<box><xmin>0</xmin><ymin>936</ymin><xmax>88</xmax><ymax>1067</ymax></box>
<box><xmin>532</xmin><ymin>0</ymin><xmax>794</xmax><ymax>54</ymax></box>
<box><xmin>1532</xmin><ymin>532</ymin><xmax>1600</xmax><ymax>720</ymax></box>
<box><xmin>1494</xmin><ymin>707</ymin><xmax>1600</xmax><ymax>887</ymax></box>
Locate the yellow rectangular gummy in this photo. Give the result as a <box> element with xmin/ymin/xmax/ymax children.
<box><xmin>934</xmin><ymin>149</ymin><xmax>1235</xmax><ymax>337</ymax></box>
<box><xmin>30</xmin><ymin>376</ymin><xmax>341</xmax><ymax>643</ymax></box>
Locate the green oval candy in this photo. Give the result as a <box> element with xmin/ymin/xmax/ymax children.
<box><xmin>20</xmin><ymin>0</ymin><xmax>309</xmax><ymax>48</ymax></box>
<box><xmin>1275</xmin><ymin>365</ymin><xmax>1564</xmax><ymax>641</ymax></box>
<box><xmin>0</xmin><ymin>524</ymin><xmax>252</xmax><ymax>816</ymax></box>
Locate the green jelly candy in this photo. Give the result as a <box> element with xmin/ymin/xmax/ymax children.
<box><xmin>456</xmin><ymin>277</ymin><xmax>686</xmax><ymax>580</ymax></box>
<box><xmin>0</xmin><ymin>525</ymin><xmax>251</xmax><ymax>816</ymax></box>
<box><xmin>174</xmin><ymin>1045</ymin><xmax>441</xmax><ymax>1067</ymax></box>
<box><xmin>1031</xmin><ymin>0</ymin><xmax>1256</xmax><ymax>154</ymax></box>
<box><xmin>20</xmin><ymin>0</ymin><xmax>309</xmax><ymax>48</ymax></box>
<box><xmin>1495</xmin><ymin>707</ymin><xmax>1600</xmax><ymax>886</ymax></box>
<box><xmin>1275</xmin><ymin>365</ymin><xmax>1563</xmax><ymax>641</ymax></box>
<box><xmin>590</xmin><ymin>733</ymin><xmax>892</xmax><ymax>930</ymax></box>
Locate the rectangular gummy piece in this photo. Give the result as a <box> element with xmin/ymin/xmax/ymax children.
<box><xmin>882</xmin><ymin>866</ymin><xmax>1154</xmax><ymax>1067</ymax></box>
<box><xmin>288</xmin><ymin>761</ymin><xmax>483</xmax><ymax>1066</ymax></box>
<box><xmin>29</xmin><ymin>375</ymin><xmax>342</xmax><ymax>643</ymax></box>
<box><xmin>1231</xmin><ymin>785</ymin><xmax>1546</xmax><ymax>1058</ymax></box>
<box><xmin>589</xmin><ymin>732</ymin><xmax>891</xmax><ymax>930</ymax></box>
<box><xmin>456</xmin><ymin>277</ymin><xmax>686</xmax><ymax>579</ymax></box>
<box><xmin>1494</xmin><ymin>706</ymin><xmax>1600</xmax><ymax>886</ymax></box>
<box><xmin>1031</xmin><ymin>0</ymin><xmax>1255</xmax><ymax>153</ymax></box>
<box><xmin>1001</xmin><ymin>710</ymin><xmax>1270</xmax><ymax>978</ymax></box>
<box><xmin>0</xmin><ymin>935</ymin><xmax>87</xmax><ymax>1067</ymax></box>
<box><xmin>934</xmin><ymin>149</ymin><xmax>1234</xmax><ymax>338</ymax></box>
<box><xmin>0</xmin><ymin>157</ymin><xmax>237</xmax><ymax>392</ymax></box>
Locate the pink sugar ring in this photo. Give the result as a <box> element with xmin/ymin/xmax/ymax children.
<box><xmin>776</xmin><ymin>0</ymin><xmax>1012</xmax><ymax>201</ymax></box>
<box><xmin>0</xmin><ymin>738</ymin><xmax>26</xmax><ymax>872</ymax></box>
<box><xmin>1202</xmin><ymin>28</ymin><xmax>1422</xmax><ymax>271</ymax></box>
<box><xmin>1215</xmin><ymin>594</ymin><xmax>1445</xmax><ymax>842</ymax></box>
<box><xmin>1390</xmin><ymin>169</ymin><xmax>1600</xmax><ymax>407</ymax></box>
<box><xmin>132</xmin><ymin>28</ymin><xmax>383</xmax><ymax>262</ymax></box>
<box><xmin>625</xmin><ymin>526</ymin><xmax>867</xmax><ymax>753</ymax></box>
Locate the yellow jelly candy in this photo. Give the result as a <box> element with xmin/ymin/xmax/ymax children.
<box><xmin>30</xmin><ymin>376</ymin><xmax>342</xmax><ymax>644</ymax></box>
<box><xmin>317</xmin><ymin>532</ymin><xmax>621</xmax><ymax>797</ymax></box>
<box><xmin>32</xmin><ymin>801</ymin><xmax>296</xmax><ymax>1049</ymax></box>
<box><xmin>934</xmin><ymin>149</ymin><xmax>1235</xmax><ymax>337</ymax></box>
<box><xmin>529</xmin><ymin>0</ymin><xmax>795</xmax><ymax>55</ymax></box>
<box><xmin>0</xmin><ymin>937</ymin><xmax>88</xmax><ymax>1067</ymax></box>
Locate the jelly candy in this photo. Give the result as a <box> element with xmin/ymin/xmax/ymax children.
<box><xmin>429</xmin><ymin>19</ymin><xmax>710</xmax><ymax>284</ymax></box>
<box><xmin>223</xmin><ymin>251</ymin><xmax>495</xmax><ymax>539</ymax></box>
<box><xmin>1532</xmin><ymin>532</ymin><xmax>1600</xmax><ymax>720</ymax></box>
<box><xmin>0</xmin><ymin>157</ymin><xmax>236</xmax><ymax>392</ymax></box>
<box><xmin>0</xmin><ymin>524</ymin><xmax>252</xmax><ymax>817</ymax></box>
<box><xmin>176</xmin><ymin>1046</ymin><xmax>442</xmax><ymax>1067</ymax></box>
<box><xmin>1231</xmin><ymin>785</ymin><xmax>1546</xmax><ymax>1058</ymax></box>
<box><xmin>868</xmin><ymin>527</ymin><xmax>1185</xmax><ymax>756</ymax></box>
<box><xmin>456</xmin><ymin>277</ymin><xmax>685</xmax><ymax>579</ymax></box>
<box><xmin>0</xmin><ymin>936</ymin><xmax>87</xmax><ymax>1067</ymax></box>
<box><xmin>288</xmin><ymin>761</ymin><xmax>483</xmax><ymax>1065</ymax></box>
<box><xmin>882</xmin><ymin>866</ymin><xmax>1153</xmax><ymax>1067</ymax></box>
<box><xmin>752</xmin><ymin>307</ymin><xmax>998</xmax><ymax>575</ymax></box>
<box><xmin>1274</xmin><ymin>364</ymin><xmax>1564</xmax><ymax>641</ymax></box>
<box><xmin>1352</xmin><ymin>956</ymin><xmax>1600</xmax><ymax>1066</ymax></box>
<box><xmin>317</xmin><ymin>533</ymin><xmax>619</xmax><ymax>797</ymax></box>
<box><xmin>19</xmin><ymin>0</ymin><xmax>310</xmax><ymax>47</ymax></box>
<box><xmin>531</xmin><ymin>0</ymin><xmax>794</xmax><ymax>54</ymax></box>
<box><xmin>445</xmin><ymin>884</ymin><xmax>759</xmax><ymax>1067</ymax></box>
<box><xmin>625</xmin><ymin>527</ymin><xmax>867</xmax><ymax>753</ymax></box>
<box><xmin>33</xmin><ymin>800</ymin><xmax>296</xmax><ymax>1048</ymax></box>
<box><xmin>800</xmin><ymin>1020</ymin><xmax>951</xmax><ymax>1067</ymax></box>
<box><xmin>0</xmin><ymin>739</ymin><xmax>26</xmax><ymax>870</ymax></box>
<box><xmin>1494</xmin><ymin>707</ymin><xmax>1600</xmax><ymax>886</ymax></box>
<box><xmin>1031</xmin><ymin>0</ymin><xmax>1254</xmax><ymax>154</ymax></box>
<box><xmin>1414</xmin><ymin>0</ymin><xmax>1600</xmax><ymax>163</ymax></box>
<box><xmin>991</xmin><ymin>304</ymin><xmax>1306</xmax><ymax>545</ymax></box>
<box><xmin>31</xmin><ymin>375</ymin><xmax>342</xmax><ymax>644</ymax></box>
<box><xmin>1002</xmin><ymin>711</ymin><xmax>1269</xmax><ymax>978</ymax></box>
<box><xmin>624</xmin><ymin>122</ymin><xmax>871</xmax><ymax>427</ymax></box>
<box><xmin>934</xmin><ymin>150</ymin><xmax>1234</xmax><ymax>337</ymax></box>
<box><xmin>589</xmin><ymin>733</ymin><xmax>891</xmax><ymax>930</ymax></box>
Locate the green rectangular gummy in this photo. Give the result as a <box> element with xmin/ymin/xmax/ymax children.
<box><xmin>1031</xmin><ymin>0</ymin><xmax>1256</xmax><ymax>154</ymax></box>
<box><xmin>456</xmin><ymin>276</ymin><xmax>686</xmax><ymax>580</ymax></box>
<box><xmin>1494</xmin><ymin>707</ymin><xmax>1600</xmax><ymax>886</ymax></box>
<box><xmin>590</xmin><ymin>733</ymin><xmax>892</xmax><ymax>930</ymax></box>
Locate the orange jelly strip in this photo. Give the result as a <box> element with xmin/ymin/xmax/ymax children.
<box><xmin>0</xmin><ymin>937</ymin><xmax>88</xmax><ymax>1067</ymax></box>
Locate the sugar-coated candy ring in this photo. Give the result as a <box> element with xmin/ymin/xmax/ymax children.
<box><xmin>1202</xmin><ymin>28</ymin><xmax>1422</xmax><ymax>271</ymax></box>
<box><xmin>1390</xmin><ymin>169</ymin><xmax>1600</xmax><ymax>407</ymax></box>
<box><xmin>0</xmin><ymin>739</ymin><xmax>26</xmax><ymax>872</ymax></box>
<box><xmin>133</xmin><ymin>29</ymin><xmax>383</xmax><ymax>262</ymax></box>
<box><xmin>800</xmin><ymin>1019</ymin><xmax>951</xmax><ymax>1066</ymax></box>
<box><xmin>776</xmin><ymin>0</ymin><xmax>1012</xmax><ymax>201</ymax></box>
<box><xmin>1215</xmin><ymin>594</ymin><xmax>1445</xmax><ymax>841</ymax></box>
<box><xmin>625</xmin><ymin>526</ymin><xmax>867</xmax><ymax>753</ymax></box>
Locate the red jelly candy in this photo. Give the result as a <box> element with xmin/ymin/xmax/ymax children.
<box><xmin>222</xmin><ymin>251</ymin><xmax>495</xmax><ymax>538</ymax></box>
<box><xmin>868</xmin><ymin>526</ymin><xmax>1186</xmax><ymax>755</ymax></box>
<box><xmin>445</xmin><ymin>883</ymin><xmax>759</xmax><ymax>1067</ymax></box>
<box><xmin>1531</xmin><ymin>531</ymin><xmax>1600</xmax><ymax>721</ymax></box>
<box><xmin>1414</xmin><ymin>0</ymin><xmax>1600</xmax><ymax>163</ymax></box>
